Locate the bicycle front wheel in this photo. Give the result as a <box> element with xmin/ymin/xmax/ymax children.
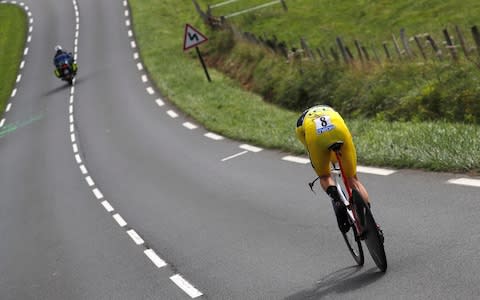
<box><xmin>341</xmin><ymin>217</ymin><xmax>364</xmax><ymax>266</ymax></box>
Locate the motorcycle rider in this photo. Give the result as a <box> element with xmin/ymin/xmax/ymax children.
<box><xmin>53</xmin><ymin>45</ymin><xmax>77</xmax><ymax>78</ymax></box>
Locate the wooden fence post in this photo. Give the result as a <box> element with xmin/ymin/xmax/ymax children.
<box><xmin>414</xmin><ymin>35</ymin><xmax>427</xmax><ymax>60</ymax></box>
<box><xmin>300</xmin><ymin>37</ymin><xmax>315</xmax><ymax>60</ymax></box>
<box><xmin>392</xmin><ymin>34</ymin><xmax>403</xmax><ymax>60</ymax></box>
<box><xmin>371</xmin><ymin>43</ymin><xmax>381</xmax><ymax>64</ymax></box>
<box><xmin>330</xmin><ymin>47</ymin><xmax>340</xmax><ymax>62</ymax></box>
<box><xmin>345</xmin><ymin>46</ymin><xmax>354</xmax><ymax>62</ymax></box>
<box><xmin>426</xmin><ymin>35</ymin><xmax>443</xmax><ymax>60</ymax></box>
<box><xmin>455</xmin><ymin>25</ymin><xmax>469</xmax><ymax>58</ymax></box>
<box><xmin>400</xmin><ymin>28</ymin><xmax>413</xmax><ymax>58</ymax></box>
<box><xmin>361</xmin><ymin>46</ymin><xmax>370</xmax><ymax>61</ymax></box>
<box><xmin>383</xmin><ymin>42</ymin><xmax>392</xmax><ymax>61</ymax></box>
<box><xmin>280</xmin><ymin>0</ymin><xmax>288</xmax><ymax>11</ymax></box>
<box><xmin>316</xmin><ymin>47</ymin><xmax>328</xmax><ymax>63</ymax></box>
<box><xmin>471</xmin><ymin>25</ymin><xmax>480</xmax><ymax>58</ymax></box>
<box><xmin>354</xmin><ymin>40</ymin><xmax>365</xmax><ymax>63</ymax></box>
<box><xmin>443</xmin><ymin>28</ymin><xmax>458</xmax><ymax>61</ymax></box>
<box><xmin>336</xmin><ymin>37</ymin><xmax>350</xmax><ymax>64</ymax></box>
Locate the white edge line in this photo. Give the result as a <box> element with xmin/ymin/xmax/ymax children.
<box><xmin>204</xmin><ymin>132</ymin><xmax>224</xmax><ymax>141</ymax></box>
<box><xmin>146</xmin><ymin>87</ymin><xmax>154</xmax><ymax>95</ymax></box>
<box><xmin>182</xmin><ymin>122</ymin><xmax>198</xmax><ymax>130</ymax></box>
<box><xmin>357</xmin><ymin>166</ymin><xmax>396</xmax><ymax>176</ymax></box>
<box><xmin>112</xmin><ymin>213</ymin><xmax>127</xmax><ymax>227</ymax></box>
<box><xmin>239</xmin><ymin>144</ymin><xmax>262</xmax><ymax>153</ymax></box>
<box><xmin>5</xmin><ymin>103</ymin><xmax>12</xmax><ymax>112</ymax></box>
<box><xmin>167</xmin><ymin>110</ymin><xmax>178</xmax><ymax>118</ymax></box>
<box><xmin>101</xmin><ymin>200</ymin><xmax>114</xmax><ymax>212</ymax></box>
<box><xmin>281</xmin><ymin>156</ymin><xmax>310</xmax><ymax>164</ymax></box>
<box><xmin>93</xmin><ymin>188</ymin><xmax>104</xmax><ymax>200</ymax></box>
<box><xmin>144</xmin><ymin>249</ymin><xmax>167</xmax><ymax>268</ymax></box>
<box><xmin>447</xmin><ymin>178</ymin><xmax>480</xmax><ymax>187</ymax></box>
<box><xmin>170</xmin><ymin>274</ymin><xmax>203</xmax><ymax>298</ymax></box>
<box><xmin>155</xmin><ymin>99</ymin><xmax>164</xmax><ymax>107</ymax></box>
<box><xmin>221</xmin><ymin>150</ymin><xmax>248</xmax><ymax>162</ymax></box>
<box><xmin>0</xmin><ymin>119</ymin><xmax>5</xmax><ymax>128</ymax></box>
<box><xmin>127</xmin><ymin>229</ymin><xmax>145</xmax><ymax>245</ymax></box>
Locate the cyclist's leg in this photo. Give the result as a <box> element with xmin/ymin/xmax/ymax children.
<box><xmin>340</xmin><ymin>136</ymin><xmax>370</xmax><ymax>204</ymax></box>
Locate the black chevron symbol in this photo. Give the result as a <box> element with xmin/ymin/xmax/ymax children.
<box><xmin>188</xmin><ymin>33</ymin><xmax>199</xmax><ymax>41</ymax></box>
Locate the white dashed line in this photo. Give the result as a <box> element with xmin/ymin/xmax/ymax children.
<box><xmin>85</xmin><ymin>176</ymin><xmax>94</xmax><ymax>186</ymax></box>
<box><xmin>71</xmin><ymin>133</ymin><xmax>76</xmax><ymax>143</ymax></box>
<box><xmin>155</xmin><ymin>99</ymin><xmax>164</xmax><ymax>107</ymax></box>
<box><xmin>29</xmin><ymin>26</ymin><xmax>33</xmax><ymax>33</ymax></box>
<box><xmin>123</xmin><ymin>0</ymin><xmax>127</xmax><ymax>6</ymax></box>
<box><xmin>167</xmin><ymin>110</ymin><xmax>178</xmax><ymax>118</ymax></box>
<box><xmin>23</xmin><ymin>47</ymin><xmax>28</xmax><ymax>55</ymax></box>
<box><xmin>357</xmin><ymin>166</ymin><xmax>396</xmax><ymax>176</ymax></box>
<box><xmin>27</xmin><ymin>35</ymin><xmax>31</xmax><ymax>43</ymax></box>
<box><xmin>101</xmin><ymin>200</ymin><xmax>114</xmax><ymax>212</ymax></box>
<box><xmin>144</xmin><ymin>249</ymin><xmax>167</xmax><ymax>268</ymax></box>
<box><xmin>146</xmin><ymin>87</ymin><xmax>154</xmax><ymax>95</ymax></box>
<box><xmin>69</xmin><ymin>105</ymin><xmax>73</xmax><ymax>114</ymax></box>
<box><xmin>72</xmin><ymin>143</ymin><xmax>78</xmax><ymax>153</ymax></box>
<box><xmin>16</xmin><ymin>74</ymin><xmax>21</xmax><ymax>83</ymax></box>
<box><xmin>125</xmin><ymin>20</ymin><xmax>130</xmax><ymax>27</ymax></box>
<box><xmin>239</xmin><ymin>144</ymin><xmax>263</xmax><ymax>153</ymax></box>
<box><xmin>170</xmin><ymin>274</ymin><xmax>203</xmax><ymax>299</ymax></box>
<box><xmin>70</xmin><ymin>124</ymin><xmax>74</xmax><ymax>133</ymax></box>
<box><xmin>130</xmin><ymin>41</ymin><xmax>136</xmax><ymax>48</ymax></box>
<box><xmin>11</xmin><ymin>88</ymin><xmax>17</xmax><ymax>98</ymax></box>
<box><xmin>70</xmin><ymin>95</ymin><xmax>74</xmax><ymax>104</ymax></box>
<box><xmin>20</xmin><ymin>61</ymin><xmax>25</xmax><ymax>69</ymax></box>
<box><xmin>128</xmin><ymin>30</ymin><xmax>133</xmax><ymax>37</ymax></box>
<box><xmin>141</xmin><ymin>75</ymin><xmax>147</xmax><ymax>82</ymax></box>
<box><xmin>75</xmin><ymin>154</ymin><xmax>82</xmax><ymax>164</ymax></box>
<box><xmin>282</xmin><ymin>156</ymin><xmax>310</xmax><ymax>164</ymax></box>
<box><xmin>124</xmin><ymin>10</ymin><xmax>129</xmax><ymax>17</ymax></box>
<box><xmin>127</xmin><ymin>229</ymin><xmax>145</xmax><ymax>245</ymax></box>
<box><xmin>137</xmin><ymin>63</ymin><xmax>143</xmax><ymax>70</ymax></box>
<box><xmin>221</xmin><ymin>150</ymin><xmax>248</xmax><ymax>162</ymax></box>
<box><xmin>205</xmin><ymin>132</ymin><xmax>224</xmax><ymax>141</ymax></box>
<box><xmin>0</xmin><ymin>119</ymin><xmax>5</xmax><ymax>128</ymax></box>
<box><xmin>447</xmin><ymin>178</ymin><xmax>480</xmax><ymax>187</ymax></box>
<box><xmin>113</xmin><ymin>214</ymin><xmax>127</xmax><ymax>227</ymax></box>
<box><xmin>182</xmin><ymin>122</ymin><xmax>198</xmax><ymax>130</ymax></box>
<box><xmin>69</xmin><ymin>115</ymin><xmax>74</xmax><ymax>123</ymax></box>
<box><xmin>79</xmin><ymin>165</ymin><xmax>88</xmax><ymax>175</ymax></box>
<box><xmin>92</xmin><ymin>188</ymin><xmax>104</xmax><ymax>200</ymax></box>
<box><xmin>5</xmin><ymin>103</ymin><xmax>12</xmax><ymax>112</ymax></box>
<box><xmin>133</xmin><ymin>52</ymin><xmax>139</xmax><ymax>60</ymax></box>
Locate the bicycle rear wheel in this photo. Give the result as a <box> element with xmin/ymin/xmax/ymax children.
<box><xmin>341</xmin><ymin>217</ymin><xmax>364</xmax><ymax>266</ymax></box>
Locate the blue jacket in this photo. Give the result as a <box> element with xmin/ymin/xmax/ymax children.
<box><xmin>53</xmin><ymin>52</ymin><xmax>74</xmax><ymax>68</ymax></box>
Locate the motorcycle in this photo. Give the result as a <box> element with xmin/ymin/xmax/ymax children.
<box><xmin>55</xmin><ymin>59</ymin><xmax>77</xmax><ymax>86</ymax></box>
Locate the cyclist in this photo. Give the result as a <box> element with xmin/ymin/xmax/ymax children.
<box><xmin>295</xmin><ymin>105</ymin><xmax>370</xmax><ymax>233</ymax></box>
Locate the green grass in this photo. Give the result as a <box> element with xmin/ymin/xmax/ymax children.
<box><xmin>203</xmin><ymin>0</ymin><xmax>480</xmax><ymax>49</ymax></box>
<box><xmin>128</xmin><ymin>0</ymin><xmax>480</xmax><ymax>172</ymax></box>
<box><xmin>0</xmin><ymin>4</ymin><xmax>27</xmax><ymax>113</ymax></box>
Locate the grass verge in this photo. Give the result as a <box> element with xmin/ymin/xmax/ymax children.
<box><xmin>128</xmin><ymin>0</ymin><xmax>480</xmax><ymax>173</ymax></box>
<box><xmin>0</xmin><ymin>4</ymin><xmax>27</xmax><ymax>113</ymax></box>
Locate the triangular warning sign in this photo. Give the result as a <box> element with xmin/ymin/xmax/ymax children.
<box><xmin>183</xmin><ymin>24</ymin><xmax>208</xmax><ymax>51</ymax></box>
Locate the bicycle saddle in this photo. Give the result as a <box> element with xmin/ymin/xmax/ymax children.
<box><xmin>328</xmin><ymin>141</ymin><xmax>344</xmax><ymax>152</ymax></box>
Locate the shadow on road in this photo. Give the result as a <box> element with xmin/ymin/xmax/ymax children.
<box><xmin>285</xmin><ymin>266</ymin><xmax>385</xmax><ymax>299</ymax></box>
<box><xmin>42</xmin><ymin>76</ymin><xmax>86</xmax><ymax>98</ymax></box>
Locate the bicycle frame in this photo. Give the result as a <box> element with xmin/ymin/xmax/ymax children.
<box><xmin>332</xmin><ymin>151</ymin><xmax>364</xmax><ymax>237</ymax></box>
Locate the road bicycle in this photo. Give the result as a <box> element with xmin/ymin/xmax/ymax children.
<box><xmin>309</xmin><ymin>141</ymin><xmax>387</xmax><ymax>272</ymax></box>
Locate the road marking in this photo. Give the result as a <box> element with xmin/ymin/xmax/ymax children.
<box><xmin>137</xmin><ymin>63</ymin><xmax>143</xmax><ymax>70</ymax></box>
<box><xmin>29</xmin><ymin>17</ymin><xmax>32</xmax><ymax>24</ymax></box>
<box><xmin>170</xmin><ymin>274</ymin><xmax>203</xmax><ymax>298</ymax></box>
<box><xmin>113</xmin><ymin>213</ymin><xmax>127</xmax><ymax>227</ymax></box>
<box><xmin>71</xmin><ymin>133</ymin><xmax>76</xmax><ymax>142</ymax></box>
<box><xmin>101</xmin><ymin>200</ymin><xmax>114</xmax><ymax>212</ymax></box>
<box><xmin>239</xmin><ymin>144</ymin><xmax>262</xmax><ymax>153</ymax></box>
<box><xmin>70</xmin><ymin>124</ymin><xmax>74</xmax><ymax>133</ymax></box>
<box><xmin>221</xmin><ymin>150</ymin><xmax>248</xmax><ymax>162</ymax></box>
<box><xmin>357</xmin><ymin>166</ymin><xmax>396</xmax><ymax>176</ymax></box>
<box><xmin>124</xmin><ymin>10</ymin><xmax>129</xmax><ymax>17</ymax></box>
<box><xmin>69</xmin><ymin>105</ymin><xmax>73</xmax><ymax>114</ymax></box>
<box><xmin>447</xmin><ymin>178</ymin><xmax>480</xmax><ymax>187</ymax></box>
<box><xmin>127</xmin><ymin>229</ymin><xmax>145</xmax><ymax>245</ymax></box>
<box><xmin>155</xmin><ymin>98</ymin><xmax>164</xmax><ymax>107</ymax></box>
<box><xmin>23</xmin><ymin>47</ymin><xmax>28</xmax><ymax>55</ymax></box>
<box><xmin>205</xmin><ymin>132</ymin><xmax>224</xmax><ymax>140</ymax></box>
<box><xmin>93</xmin><ymin>188</ymin><xmax>104</xmax><ymax>200</ymax></box>
<box><xmin>76</xmin><ymin>23</ymin><xmax>79</xmax><ymax>30</ymax></box>
<box><xmin>85</xmin><ymin>176</ymin><xmax>94</xmax><ymax>186</ymax></box>
<box><xmin>141</xmin><ymin>75</ymin><xmax>147</xmax><ymax>82</ymax></box>
<box><xmin>16</xmin><ymin>74</ymin><xmax>21</xmax><ymax>83</ymax></box>
<box><xmin>133</xmin><ymin>52</ymin><xmax>139</xmax><ymax>60</ymax></box>
<box><xmin>146</xmin><ymin>87</ymin><xmax>154</xmax><ymax>95</ymax></box>
<box><xmin>79</xmin><ymin>164</ymin><xmax>88</xmax><ymax>175</ymax></box>
<box><xmin>5</xmin><ymin>103</ymin><xmax>12</xmax><ymax>112</ymax></box>
<box><xmin>70</xmin><ymin>86</ymin><xmax>75</xmax><ymax>94</ymax></box>
<box><xmin>0</xmin><ymin>119</ymin><xmax>5</xmax><ymax>128</ymax></box>
<box><xmin>27</xmin><ymin>35</ymin><xmax>31</xmax><ymax>42</ymax></box>
<box><xmin>282</xmin><ymin>156</ymin><xmax>310</xmax><ymax>164</ymax></box>
<box><xmin>29</xmin><ymin>26</ymin><xmax>33</xmax><ymax>33</ymax></box>
<box><xmin>128</xmin><ymin>30</ymin><xmax>133</xmax><ymax>37</ymax></box>
<box><xmin>69</xmin><ymin>115</ymin><xmax>74</xmax><ymax>123</ymax></box>
<box><xmin>144</xmin><ymin>249</ymin><xmax>167</xmax><ymax>268</ymax></box>
<box><xmin>183</xmin><ymin>122</ymin><xmax>198</xmax><ymax>130</ymax></box>
<box><xmin>20</xmin><ymin>61</ymin><xmax>25</xmax><ymax>69</ymax></box>
<box><xmin>125</xmin><ymin>20</ymin><xmax>130</xmax><ymax>27</ymax></box>
<box><xmin>130</xmin><ymin>41</ymin><xmax>136</xmax><ymax>48</ymax></box>
<box><xmin>123</xmin><ymin>0</ymin><xmax>127</xmax><ymax>6</ymax></box>
<box><xmin>167</xmin><ymin>110</ymin><xmax>178</xmax><ymax>118</ymax></box>
<box><xmin>72</xmin><ymin>143</ymin><xmax>78</xmax><ymax>153</ymax></box>
<box><xmin>11</xmin><ymin>88</ymin><xmax>17</xmax><ymax>98</ymax></box>
<box><xmin>75</xmin><ymin>154</ymin><xmax>82</xmax><ymax>164</ymax></box>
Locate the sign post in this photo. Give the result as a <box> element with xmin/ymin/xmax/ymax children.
<box><xmin>183</xmin><ymin>24</ymin><xmax>211</xmax><ymax>82</ymax></box>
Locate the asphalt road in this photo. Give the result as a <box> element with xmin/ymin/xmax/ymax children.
<box><xmin>0</xmin><ymin>0</ymin><xmax>479</xmax><ymax>299</ymax></box>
